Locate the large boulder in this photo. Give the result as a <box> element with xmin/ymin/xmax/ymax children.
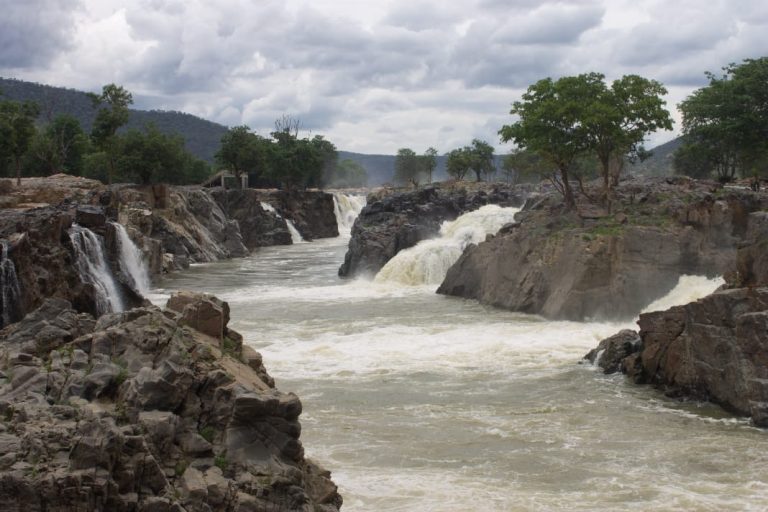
<box><xmin>0</xmin><ymin>296</ymin><xmax>341</xmax><ymax>511</ymax></box>
<box><xmin>583</xmin><ymin>329</ymin><xmax>641</xmax><ymax>374</ymax></box>
<box><xmin>210</xmin><ymin>188</ymin><xmax>292</xmax><ymax>248</ymax></box>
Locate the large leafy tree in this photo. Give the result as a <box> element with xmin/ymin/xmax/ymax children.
<box><xmin>394</xmin><ymin>148</ymin><xmax>423</xmax><ymax>186</ymax></box>
<box><xmin>27</xmin><ymin>114</ymin><xmax>89</xmax><ymax>176</ymax></box>
<box><xmin>677</xmin><ymin>57</ymin><xmax>768</xmax><ymax>182</ymax></box>
<box><xmin>445</xmin><ymin>147</ymin><xmax>471</xmax><ymax>180</ymax></box>
<box><xmin>119</xmin><ymin>124</ymin><xmax>187</xmax><ymax>185</ymax></box>
<box><xmin>89</xmin><ymin>84</ymin><xmax>133</xmax><ymax>184</ymax></box>
<box><xmin>422</xmin><ymin>147</ymin><xmax>438</xmax><ymax>184</ymax></box>
<box><xmin>216</xmin><ymin>125</ymin><xmax>271</xmax><ymax>188</ymax></box>
<box><xmin>0</xmin><ymin>99</ymin><xmax>39</xmax><ymax>185</ymax></box>
<box><xmin>586</xmin><ymin>74</ymin><xmax>673</xmax><ymax>191</ymax></box>
<box><xmin>467</xmin><ymin>139</ymin><xmax>496</xmax><ymax>181</ymax></box>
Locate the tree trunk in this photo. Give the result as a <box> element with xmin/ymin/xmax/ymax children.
<box><xmin>609</xmin><ymin>153</ymin><xmax>624</xmax><ymax>188</ymax></box>
<box><xmin>561</xmin><ymin>166</ymin><xmax>575</xmax><ymax>209</ymax></box>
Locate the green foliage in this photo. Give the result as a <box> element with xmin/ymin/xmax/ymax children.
<box><xmin>502</xmin><ymin>148</ymin><xmax>557</xmax><ymax>184</ymax></box>
<box><xmin>423</xmin><ymin>147</ymin><xmax>438</xmax><ymax>183</ymax></box>
<box><xmin>677</xmin><ymin>57</ymin><xmax>768</xmax><ymax>182</ymax></box>
<box><xmin>445</xmin><ymin>147</ymin><xmax>471</xmax><ymax>180</ymax></box>
<box><xmin>90</xmin><ymin>84</ymin><xmax>133</xmax><ymax>184</ymax></box>
<box><xmin>24</xmin><ymin>114</ymin><xmax>89</xmax><ymax>176</ymax></box>
<box><xmin>0</xmin><ymin>99</ymin><xmax>39</xmax><ymax>183</ymax></box>
<box><xmin>216</xmin><ymin>125</ymin><xmax>270</xmax><ymax>187</ymax></box>
<box><xmin>500</xmin><ymin>72</ymin><xmax>672</xmax><ymax>206</ymax></box>
<box><xmin>445</xmin><ymin>140</ymin><xmax>496</xmax><ymax>181</ymax></box>
<box><xmin>200</xmin><ymin>426</ymin><xmax>215</xmax><ymax>443</ymax></box>
<box><xmin>214</xmin><ymin>453</ymin><xmax>228</xmax><ymax>471</ymax></box>
<box><xmin>394</xmin><ymin>148</ymin><xmax>423</xmax><ymax>186</ymax></box>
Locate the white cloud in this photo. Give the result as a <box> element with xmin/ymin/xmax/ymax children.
<box><xmin>1</xmin><ymin>0</ymin><xmax>766</xmax><ymax>153</ymax></box>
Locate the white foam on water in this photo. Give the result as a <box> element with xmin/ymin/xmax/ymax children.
<box><xmin>0</xmin><ymin>240</ymin><xmax>21</xmax><ymax>328</ymax></box>
<box><xmin>260</xmin><ymin>201</ymin><xmax>279</xmax><ymax>215</ymax></box>
<box><xmin>111</xmin><ymin>222</ymin><xmax>151</xmax><ymax>296</ymax></box>
<box><xmin>640</xmin><ymin>275</ymin><xmax>725</xmax><ymax>315</ymax></box>
<box><xmin>285</xmin><ymin>219</ymin><xmax>304</xmax><ymax>243</ymax></box>
<box><xmin>332</xmin><ymin>193</ymin><xmax>366</xmax><ymax>236</ymax></box>
<box><xmin>374</xmin><ymin>204</ymin><xmax>519</xmax><ymax>286</ymax></box>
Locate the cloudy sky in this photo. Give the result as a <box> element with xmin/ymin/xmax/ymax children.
<box><xmin>1</xmin><ymin>0</ymin><xmax>767</xmax><ymax>154</ymax></box>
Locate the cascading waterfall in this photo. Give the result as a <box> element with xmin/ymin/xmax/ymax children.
<box><xmin>1</xmin><ymin>240</ymin><xmax>21</xmax><ymax>328</ymax></box>
<box><xmin>374</xmin><ymin>204</ymin><xmax>520</xmax><ymax>286</ymax></box>
<box><xmin>640</xmin><ymin>274</ymin><xmax>725</xmax><ymax>314</ymax></box>
<box><xmin>68</xmin><ymin>225</ymin><xmax>124</xmax><ymax>315</ymax></box>
<box><xmin>332</xmin><ymin>193</ymin><xmax>366</xmax><ymax>236</ymax></box>
<box><xmin>260</xmin><ymin>201</ymin><xmax>304</xmax><ymax>243</ymax></box>
<box><xmin>111</xmin><ymin>222</ymin><xmax>151</xmax><ymax>296</ymax></box>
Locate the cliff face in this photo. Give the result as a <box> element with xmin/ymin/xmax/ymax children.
<box><xmin>338</xmin><ymin>183</ymin><xmax>528</xmax><ymax>278</ymax></box>
<box><xmin>0</xmin><ymin>293</ymin><xmax>341</xmax><ymax>511</ymax></box>
<box><xmin>438</xmin><ymin>178</ymin><xmax>767</xmax><ymax>321</ymax></box>
<box><xmin>586</xmin><ymin>209</ymin><xmax>768</xmax><ymax>426</ymax></box>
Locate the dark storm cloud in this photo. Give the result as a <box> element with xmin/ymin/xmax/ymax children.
<box><xmin>0</xmin><ymin>0</ymin><xmax>81</xmax><ymax>68</ymax></box>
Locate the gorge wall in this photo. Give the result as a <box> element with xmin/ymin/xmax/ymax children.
<box><xmin>437</xmin><ymin>178</ymin><xmax>768</xmax><ymax>321</ymax></box>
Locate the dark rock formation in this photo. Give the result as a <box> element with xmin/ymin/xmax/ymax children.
<box><xmin>584</xmin><ymin>329</ymin><xmax>641</xmax><ymax>374</ymax></box>
<box><xmin>338</xmin><ymin>183</ymin><xmax>528</xmax><ymax>278</ymax></box>
<box><xmin>209</xmin><ymin>189</ymin><xmax>292</xmax><ymax>249</ymax></box>
<box><xmin>438</xmin><ymin>178</ymin><xmax>768</xmax><ymax>320</ymax></box>
<box><xmin>586</xmin><ymin>210</ymin><xmax>768</xmax><ymax>426</ymax></box>
<box><xmin>0</xmin><ymin>294</ymin><xmax>341</xmax><ymax>511</ymax></box>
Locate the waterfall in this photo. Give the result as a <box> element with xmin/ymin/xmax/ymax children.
<box><xmin>68</xmin><ymin>225</ymin><xmax>125</xmax><ymax>315</ymax></box>
<box><xmin>111</xmin><ymin>222</ymin><xmax>151</xmax><ymax>296</ymax></box>
<box><xmin>375</xmin><ymin>205</ymin><xmax>520</xmax><ymax>286</ymax></box>
<box><xmin>260</xmin><ymin>201</ymin><xmax>304</xmax><ymax>243</ymax></box>
<box><xmin>285</xmin><ymin>220</ymin><xmax>304</xmax><ymax>243</ymax></box>
<box><xmin>640</xmin><ymin>275</ymin><xmax>725</xmax><ymax>314</ymax></box>
<box><xmin>1</xmin><ymin>240</ymin><xmax>21</xmax><ymax>328</ymax></box>
<box><xmin>332</xmin><ymin>193</ymin><xmax>366</xmax><ymax>236</ymax></box>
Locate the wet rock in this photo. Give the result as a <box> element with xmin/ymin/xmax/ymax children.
<box><xmin>75</xmin><ymin>205</ymin><xmax>106</xmax><ymax>229</ymax></box>
<box><xmin>584</xmin><ymin>329</ymin><xmax>641</xmax><ymax>374</ymax></box>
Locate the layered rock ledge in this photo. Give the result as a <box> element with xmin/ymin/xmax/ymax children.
<box><xmin>587</xmin><ymin>211</ymin><xmax>768</xmax><ymax>426</ymax></box>
<box><xmin>338</xmin><ymin>182</ymin><xmax>529</xmax><ymax>278</ymax></box>
<box><xmin>0</xmin><ymin>292</ymin><xmax>341</xmax><ymax>511</ymax></box>
<box><xmin>438</xmin><ymin>178</ymin><xmax>768</xmax><ymax>321</ymax></box>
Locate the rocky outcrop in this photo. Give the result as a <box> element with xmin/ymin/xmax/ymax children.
<box><xmin>583</xmin><ymin>329</ymin><xmax>641</xmax><ymax>374</ymax></box>
<box><xmin>438</xmin><ymin>178</ymin><xmax>768</xmax><ymax>320</ymax></box>
<box><xmin>209</xmin><ymin>189</ymin><xmax>292</xmax><ymax>249</ymax></box>
<box><xmin>0</xmin><ymin>294</ymin><xmax>341</xmax><ymax>511</ymax></box>
<box><xmin>338</xmin><ymin>183</ymin><xmax>528</xmax><ymax>278</ymax></box>
<box><xmin>585</xmin><ymin>210</ymin><xmax>768</xmax><ymax>426</ymax></box>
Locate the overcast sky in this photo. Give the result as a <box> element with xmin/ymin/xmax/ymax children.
<box><xmin>1</xmin><ymin>0</ymin><xmax>767</xmax><ymax>154</ymax></box>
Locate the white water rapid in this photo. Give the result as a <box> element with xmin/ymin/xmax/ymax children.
<box><xmin>260</xmin><ymin>201</ymin><xmax>304</xmax><ymax>243</ymax></box>
<box><xmin>151</xmin><ymin>231</ymin><xmax>767</xmax><ymax>511</ymax></box>
<box><xmin>112</xmin><ymin>222</ymin><xmax>151</xmax><ymax>296</ymax></box>
<box><xmin>374</xmin><ymin>204</ymin><xmax>519</xmax><ymax>286</ymax></box>
<box><xmin>68</xmin><ymin>225</ymin><xmax>124</xmax><ymax>314</ymax></box>
<box><xmin>0</xmin><ymin>240</ymin><xmax>21</xmax><ymax>328</ymax></box>
<box><xmin>640</xmin><ymin>274</ymin><xmax>725</xmax><ymax>314</ymax></box>
<box><xmin>332</xmin><ymin>193</ymin><xmax>366</xmax><ymax>236</ymax></box>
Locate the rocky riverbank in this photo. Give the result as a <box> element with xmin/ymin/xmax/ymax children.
<box><xmin>0</xmin><ymin>292</ymin><xmax>341</xmax><ymax>511</ymax></box>
<box><xmin>437</xmin><ymin>178</ymin><xmax>768</xmax><ymax>320</ymax></box>
<box><xmin>0</xmin><ymin>175</ymin><xmax>342</xmax><ymax>324</ymax></box>
<box><xmin>586</xmin><ymin>210</ymin><xmax>768</xmax><ymax>426</ymax></box>
<box><xmin>338</xmin><ymin>182</ymin><xmax>529</xmax><ymax>278</ymax></box>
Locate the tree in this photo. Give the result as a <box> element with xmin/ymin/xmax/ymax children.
<box><xmin>0</xmin><ymin>99</ymin><xmax>39</xmax><ymax>185</ymax></box>
<box><xmin>119</xmin><ymin>124</ymin><xmax>186</xmax><ymax>184</ymax></box>
<box><xmin>499</xmin><ymin>75</ymin><xmax>599</xmax><ymax>207</ymax></box>
<box><xmin>445</xmin><ymin>147</ymin><xmax>471</xmax><ymax>180</ymax></box>
<box><xmin>27</xmin><ymin>114</ymin><xmax>88</xmax><ymax>176</ymax></box>
<box><xmin>586</xmin><ymin>74</ymin><xmax>673</xmax><ymax>192</ymax></box>
<box><xmin>89</xmin><ymin>84</ymin><xmax>133</xmax><ymax>184</ymax></box>
<box><xmin>327</xmin><ymin>159</ymin><xmax>368</xmax><ymax>188</ymax></box>
<box><xmin>422</xmin><ymin>147</ymin><xmax>438</xmax><ymax>183</ymax></box>
<box><xmin>394</xmin><ymin>148</ymin><xmax>423</xmax><ymax>186</ymax></box>
<box><xmin>677</xmin><ymin>58</ymin><xmax>768</xmax><ymax>182</ymax></box>
<box><xmin>467</xmin><ymin>139</ymin><xmax>496</xmax><ymax>181</ymax></box>
<box><xmin>216</xmin><ymin>125</ymin><xmax>270</xmax><ymax>188</ymax></box>
<box><xmin>502</xmin><ymin>148</ymin><xmax>557</xmax><ymax>184</ymax></box>
<box><xmin>500</xmin><ymin>73</ymin><xmax>672</xmax><ymax>207</ymax></box>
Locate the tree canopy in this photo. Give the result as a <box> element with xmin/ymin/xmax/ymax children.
<box><xmin>676</xmin><ymin>57</ymin><xmax>768</xmax><ymax>182</ymax></box>
<box><xmin>0</xmin><ymin>99</ymin><xmax>39</xmax><ymax>185</ymax></box>
<box><xmin>89</xmin><ymin>84</ymin><xmax>133</xmax><ymax>184</ymax></box>
<box><xmin>500</xmin><ymin>72</ymin><xmax>672</xmax><ymax>207</ymax></box>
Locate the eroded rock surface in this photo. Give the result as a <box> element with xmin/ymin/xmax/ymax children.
<box><xmin>338</xmin><ymin>183</ymin><xmax>528</xmax><ymax>278</ymax></box>
<box><xmin>0</xmin><ymin>294</ymin><xmax>341</xmax><ymax>511</ymax></box>
<box><xmin>439</xmin><ymin>178</ymin><xmax>768</xmax><ymax>320</ymax></box>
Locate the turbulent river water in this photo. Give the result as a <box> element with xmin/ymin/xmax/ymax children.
<box><xmin>152</xmin><ymin>203</ymin><xmax>768</xmax><ymax>512</ymax></box>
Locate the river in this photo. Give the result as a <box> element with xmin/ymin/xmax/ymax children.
<box><xmin>151</xmin><ymin>200</ymin><xmax>768</xmax><ymax>512</ymax></box>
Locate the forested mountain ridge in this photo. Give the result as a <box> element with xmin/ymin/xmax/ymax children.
<box><xmin>0</xmin><ymin>77</ymin><xmax>228</xmax><ymax>163</ymax></box>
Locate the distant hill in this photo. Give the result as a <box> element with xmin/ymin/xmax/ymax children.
<box><xmin>628</xmin><ymin>137</ymin><xmax>682</xmax><ymax>177</ymax></box>
<box><xmin>0</xmin><ymin>77</ymin><xmax>228</xmax><ymax>163</ymax></box>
